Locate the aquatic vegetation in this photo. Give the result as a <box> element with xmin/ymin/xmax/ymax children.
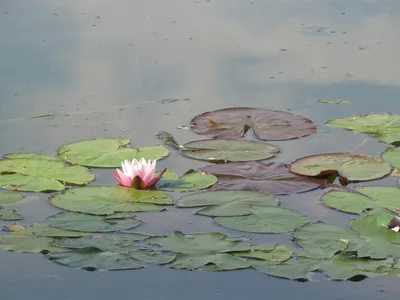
<box><xmin>0</xmin><ymin>107</ymin><xmax>399</xmax><ymax>282</ymax></box>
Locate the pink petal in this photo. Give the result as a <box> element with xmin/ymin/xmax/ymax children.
<box><xmin>147</xmin><ymin>168</ymin><xmax>167</xmax><ymax>187</ymax></box>
<box><xmin>112</xmin><ymin>171</ymin><xmax>126</xmax><ymax>186</ymax></box>
<box><xmin>116</xmin><ymin>169</ymin><xmax>132</xmax><ymax>186</ymax></box>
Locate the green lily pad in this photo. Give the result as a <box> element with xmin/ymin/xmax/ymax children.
<box><xmin>0</xmin><ymin>235</ymin><xmax>62</xmax><ymax>253</ymax></box>
<box><xmin>149</xmin><ymin>232</ymin><xmax>250</xmax><ymax>270</ymax></box>
<box><xmin>317</xmin><ymin>99</ymin><xmax>352</xmax><ymax>105</ymax></box>
<box><xmin>0</xmin><ymin>157</ymin><xmax>95</xmax><ymax>192</ymax></box>
<box><xmin>155</xmin><ymin>170</ymin><xmax>217</xmax><ymax>192</ymax></box>
<box><xmin>0</xmin><ymin>191</ymin><xmax>24</xmax><ymax>204</ymax></box>
<box><xmin>214</xmin><ymin>207</ymin><xmax>308</xmax><ymax>233</ymax></box>
<box><xmin>53</xmin><ymin>232</ymin><xmax>149</xmax><ymax>254</ymax></box>
<box><xmin>200</xmin><ymin>162</ymin><xmax>326</xmax><ymax>195</ymax></box>
<box><xmin>0</xmin><ymin>206</ymin><xmax>24</xmax><ymax>221</ymax></box>
<box><xmin>52</xmin><ymin>233</ymin><xmax>175</xmax><ymax>265</ymax></box>
<box><xmin>45</xmin><ymin>212</ymin><xmax>142</xmax><ymax>232</ymax></box>
<box><xmin>252</xmin><ymin>252</ymin><xmax>393</xmax><ymax>281</ymax></box>
<box><xmin>11</xmin><ymin>223</ymin><xmax>88</xmax><ymax>238</ymax></box>
<box><xmin>252</xmin><ymin>256</ymin><xmax>319</xmax><ymax>281</ymax></box>
<box><xmin>176</xmin><ymin>190</ymin><xmax>279</xmax><ymax>217</ymax></box>
<box><xmin>382</xmin><ymin>147</ymin><xmax>400</xmax><ymax>169</ymax></box>
<box><xmin>321</xmin><ymin>187</ymin><xmax>400</xmax><ymax>214</ymax></box>
<box><xmin>48</xmin><ymin>247</ymin><xmax>144</xmax><ymax>270</ymax></box>
<box><xmin>50</xmin><ymin>186</ymin><xmax>172</xmax><ymax>215</ymax></box>
<box><xmin>4</xmin><ymin>153</ymin><xmax>62</xmax><ymax>161</ymax></box>
<box><xmin>289</xmin><ymin>152</ymin><xmax>391</xmax><ymax>181</ymax></box>
<box><xmin>190</xmin><ymin>107</ymin><xmax>317</xmax><ymax>141</ymax></box>
<box><xmin>232</xmin><ymin>244</ymin><xmax>293</xmax><ymax>262</ymax></box>
<box><xmin>292</xmin><ymin>222</ymin><xmax>359</xmax><ymax>259</ymax></box>
<box><xmin>293</xmin><ymin>211</ymin><xmax>400</xmax><ymax>260</ymax></box>
<box><xmin>326</xmin><ymin>113</ymin><xmax>400</xmax><ymax>145</ymax></box>
<box><xmin>58</xmin><ymin>138</ymin><xmax>169</xmax><ymax>168</ymax></box>
<box><xmin>181</xmin><ymin>139</ymin><xmax>280</xmax><ymax>162</ymax></box>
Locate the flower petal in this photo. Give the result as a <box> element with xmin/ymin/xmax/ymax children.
<box><xmin>147</xmin><ymin>168</ymin><xmax>167</xmax><ymax>187</ymax></box>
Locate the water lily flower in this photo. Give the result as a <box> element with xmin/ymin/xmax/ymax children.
<box><xmin>112</xmin><ymin>158</ymin><xmax>166</xmax><ymax>189</ymax></box>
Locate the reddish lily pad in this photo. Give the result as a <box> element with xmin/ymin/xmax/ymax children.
<box><xmin>289</xmin><ymin>153</ymin><xmax>391</xmax><ymax>181</ymax></box>
<box><xmin>190</xmin><ymin>107</ymin><xmax>317</xmax><ymax>141</ymax></box>
<box><xmin>199</xmin><ymin>162</ymin><xmax>325</xmax><ymax>195</ymax></box>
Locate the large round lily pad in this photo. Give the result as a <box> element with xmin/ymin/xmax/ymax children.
<box><xmin>0</xmin><ymin>157</ymin><xmax>95</xmax><ymax>192</ymax></box>
<box><xmin>382</xmin><ymin>147</ymin><xmax>400</xmax><ymax>169</ymax></box>
<box><xmin>199</xmin><ymin>162</ymin><xmax>325</xmax><ymax>195</ymax></box>
<box><xmin>58</xmin><ymin>138</ymin><xmax>169</xmax><ymax>168</ymax></box>
<box><xmin>149</xmin><ymin>232</ymin><xmax>250</xmax><ymax>270</ymax></box>
<box><xmin>176</xmin><ymin>190</ymin><xmax>279</xmax><ymax>216</ymax></box>
<box><xmin>214</xmin><ymin>207</ymin><xmax>308</xmax><ymax>233</ymax></box>
<box><xmin>181</xmin><ymin>139</ymin><xmax>280</xmax><ymax>162</ymax></box>
<box><xmin>155</xmin><ymin>170</ymin><xmax>217</xmax><ymax>192</ymax></box>
<box><xmin>289</xmin><ymin>152</ymin><xmax>391</xmax><ymax>181</ymax></box>
<box><xmin>45</xmin><ymin>212</ymin><xmax>142</xmax><ymax>232</ymax></box>
<box><xmin>190</xmin><ymin>107</ymin><xmax>317</xmax><ymax>141</ymax></box>
<box><xmin>50</xmin><ymin>186</ymin><xmax>173</xmax><ymax>215</ymax></box>
<box><xmin>0</xmin><ymin>206</ymin><xmax>23</xmax><ymax>221</ymax></box>
<box><xmin>326</xmin><ymin>113</ymin><xmax>400</xmax><ymax>145</ymax></box>
<box><xmin>321</xmin><ymin>187</ymin><xmax>400</xmax><ymax>214</ymax></box>
<box><xmin>48</xmin><ymin>247</ymin><xmax>144</xmax><ymax>270</ymax></box>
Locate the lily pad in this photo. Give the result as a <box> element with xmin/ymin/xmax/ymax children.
<box><xmin>190</xmin><ymin>107</ymin><xmax>317</xmax><ymax>141</ymax></box>
<box><xmin>289</xmin><ymin>152</ymin><xmax>391</xmax><ymax>181</ymax></box>
<box><xmin>149</xmin><ymin>232</ymin><xmax>250</xmax><ymax>270</ymax></box>
<box><xmin>0</xmin><ymin>157</ymin><xmax>95</xmax><ymax>192</ymax></box>
<box><xmin>214</xmin><ymin>207</ymin><xmax>308</xmax><ymax>233</ymax></box>
<box><xmin>4</xmin><ymin>153</ymin><xmax>62</xmax><ymax>161</ymax></box>
<box><xmin>200</xmin><ymin>162</ymin><xmax>325</xmax><ymax>195</ymax></box>
<box><xmin>293</xmin><ymin>211</ymin><xmax>400</xmax><ymax>260</ymax></box>
<box><xmin>58</xmin><ymin>138</ymin><xmax>169</xmax><ymax>168</ymax></box>
<box><xmin>0</xmin><ymin>191</ymin><xmax>24</xmax><ymax>204</ymax></box>
<box><xmin>176</xmin><ymin>190</ymin><xmax>279</xmax><ymax>217</ymax></box>
<box><xmin>11</xmin><ymin>223</ymin><xmax>88</xmax><ymax>238</ymax></box>
<box><xmin>382</xmin><ymin>147</ymin><xmax>400</xmax><ymax>169</ymax></box>
<box><xmin>48</xmin><ymin>247</ymin><xmax>144</xmax><ymax>270</ymax></box>
<box><xmin>155</xmin><ymin>170</ymin><xmax>217</xmax><ymax>192</ymax></box>
<box><xmin>252</xmin><ymin>252</ymin><xmax>393</xmax><ymax>281</ymax></box>
<box><xmin>52</xmin><ymin>233</ymin><xmax>175</xmax><ymax>265</ymax></box>
<box><xmin>321</xmin><ymin>187</ymin><xmax>400</xmax><ymax>214</ymax></box>
<box><xmin>50</xmin><ymin>186</ymin><xmax>173</xmax><ymax>215</ymax></box>
<box><xmin>317</xmin><ymin>99</ymin><xmax>352</xmax><ymax>105</ymax></box>
<box><xmin>326</xmin><ymin>113</ymin><xmax>400</xmax><ymax>145</ymax></box>
<box><xmin>53</xmin><ymin>232</ymin><xmax>149</xmax><ymax>254</ymax></box>
<box><xmin>232</xmin><ymin>244</ymin><xmax>293</xmax><ymax>262</ymax></box>
<box><xmin>181</xmin><ymin>139</ymin><xmax>280</xmax><ymax>162</ymax></box>
<box><xmin>0</xmin><ymin>235</ymin><xmax>62</xmax><ymax>253</ymax></box>
<box><xmin>45</xmin><ymin>212</ymin><xmax>142</xmax><ymax>232</ymax></box>
<box><xmin>0</xmin><ymin>206</ymin><xmax>24</xmax><ymax>221</ymax></box>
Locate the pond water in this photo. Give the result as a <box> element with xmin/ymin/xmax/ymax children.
<box><xmin>1</xmin><ymin>0</ymin><xmax>400</xmax><ymax>299</ymax></box>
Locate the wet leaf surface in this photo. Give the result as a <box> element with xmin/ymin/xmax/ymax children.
<box><xmin>176</xmin><ymin>190</ymin><xmax>279</xmax><ymax>217</ymax></box>
<box><xmin>58</xmin><ymin>138</ymin><xmax>169</xmax><ymax>168</ymax></box>
<box><xmin>181</xmin><ymin>139</ymin><xmax>280</xmax><ymax>162</ymax></box>
<box><xmin>50</xmin><ymin>186</ymin><xmax>173</xmax><ymax>215</ymax></box>
<box><xmin>326</xmin><ymin>113</ymin><xmax>400</xmax><ymax>145</ymax></box>
<box><xmin>0</xmin><ymin>157</ymin><xmax>95</xmax><ymax>192</ymax></box>
<box><xmin>322</xmin><ymin>187</ymin><xmax>400</xmax><ymax>214</ymax></box>
<box><xmin>382</xmin><ymin>147</ymin><xmax>400</xmax><ymax>169</ymax></box>
<box><xmin>289</xmin><ymin>152</ymin><xmax>391</xmax><ymax>181</ymax></box>
<box><xmin>0</xmin><ymin>191</ymin><xmax>24</xmax><ymax>204</ymax></box>
<box><xmin>200</xmin><ymin>162</ymin><xmax>326</xmax><ymax>195</ymax></box>
<box><xmin>45</xmin><ymin>211</ymin><xmax>142</xmax><ymax>232</ymax></box>
<box><xmin>214</xmin><ymin>207</ymin><xmax>308</xmax><ymax>233</ymax></box>
<box><xmin>190</xmin><ymin>107</ymin><xmax>317</xmax><ymax>140</ymax></box>
<box><xmin>0</xmin><ymin>206</ymin><xmax>24</xmax><ymax>221</ymax></box>
<box><xmin>155</xmin><ymin>170</ymin><xmax>217</xmax><ymax>192</ymax></box>
<box><xmin>149</xmin><ymin>232</ymin><xmax>250</xmax><ymax>270</ymax></box>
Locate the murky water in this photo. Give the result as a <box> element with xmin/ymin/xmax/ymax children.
<box><xmin>1</xmin><ymin>1</ymin><xmax>400</xmax><ymax>299</ymax></box>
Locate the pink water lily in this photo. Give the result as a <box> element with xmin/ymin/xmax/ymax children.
<box><xmin>112</xmin><ymin>158</ymin><xmax>166</xmax><ymax>189</ymax></box>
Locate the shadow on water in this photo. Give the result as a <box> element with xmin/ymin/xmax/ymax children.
<box><xmin>1</xmin><ymin>0</ymin><xmax>400</xmax><ymax>299</ymax></box>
